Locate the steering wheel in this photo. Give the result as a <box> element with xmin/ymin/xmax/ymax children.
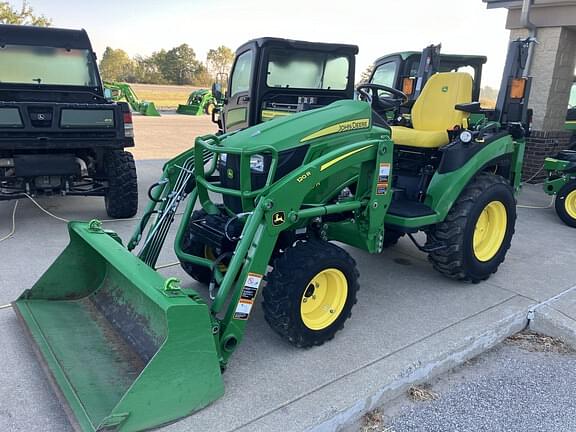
<box><xmin>356</xmin><ymin>83</ymin><xmax>408</xmax><ymax>112</ymax></box>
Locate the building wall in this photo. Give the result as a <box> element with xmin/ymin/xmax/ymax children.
<box><xmin>510</xmin><ymin>27</ymin><xmax>576</xmax><ymax>181</ymax></box>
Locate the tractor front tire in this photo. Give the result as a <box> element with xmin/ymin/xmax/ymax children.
<box><xmin>263</xmin><ymin>240</ymin><xmax>359</xmax><ymax>348</ymax></box>
<box><xmin>555</xmin><ymin>181</ymin><xmax>576</xmax><ymax>228</ymax></box>
<box><xmin>205</xmin><ymin>103</ymin><xmax>216</xmax><ymax>115</ymax></box>
<box><xmin>427</xmin><ymin>173</ymin><xmax>516</xmax><ymax>283</ymax></box>
<box><xmin>104</xmin><ymin>150</ymin><xmax>138</xmax><ymax>218</ymax></box>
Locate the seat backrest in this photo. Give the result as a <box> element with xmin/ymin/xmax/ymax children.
<box><xmin>411</xmin><ymin>72</ymin><xmax>473</xmax><ymax>131</ymax></box>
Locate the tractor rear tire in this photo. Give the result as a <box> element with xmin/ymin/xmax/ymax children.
<box><xmin>263</xmin><ymin>240</ymin><xmax>359</xmax><ymax>348</ymax></box>
<box><xmin>104</xmin><ymin>150</ymin><xmax>138</xmax><ymax>218</ymax></box>
<box><xmin>555</xmin><ymin>181</ymin><xmax>576</xmax><ymax>228</ymax></box>
<box><xmin>427</xmin><ymin>173</ymin><xmax>516</xmax><ymax>283</ymax></box>
<box><xmin>180</xmin><ymin>210</ymin><xmax>219</xmax><ymax>284</ymax></box>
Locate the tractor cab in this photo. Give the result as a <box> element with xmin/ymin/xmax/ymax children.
<box><xmin>216</xmin><ymin>37</ymin><xmax>358</xmax><ymax>133</ymax></box>
<box><xmin>369</xmin><ymin>45</ymin><xmax>487</xmax><ymax>107</ymax></box>
<box><xmin>357</xmin><ymin>39</ymin><xmax>531</xmax><ymax>221</ymax></box>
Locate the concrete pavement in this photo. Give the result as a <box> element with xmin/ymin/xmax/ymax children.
<box><xmin>1</xmin><ymin>163</ymin><xmax>575</xmax><ymax>432</ymax></box>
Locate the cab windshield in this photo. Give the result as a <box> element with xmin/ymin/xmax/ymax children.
<box><xmin>266</xmin><ymin>49</ymin><xmax>350</xmax><ymax>90</ymax></box>
<box><xmin>0</xmin><ymin>44</ymin><xmax>99</xmax><ymax>87</ymax></box>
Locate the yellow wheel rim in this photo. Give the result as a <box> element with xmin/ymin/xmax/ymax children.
<box><xmin>565</xmin><ymin>190</ymin><xmax>576</xmax><ymax>220</ymax></box>
<box><xmin>473</xmin><ymin>201</ymin><xmax>508</xmax><ymax>262</ymax></box>
<box><xmin>300</xmin><ymin>268</ymin><xmax>348</xmax><ymax>331</ymax></box>
<box><xmin>206</xmin><ymin>104</ymin><xmax>215</xmax><ymax>115</ymax></box>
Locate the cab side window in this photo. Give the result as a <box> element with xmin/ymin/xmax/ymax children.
<box><xmin>230</xmin><ymin>50</ymin><xmax>253</xmax><ymax>96</ymax></box>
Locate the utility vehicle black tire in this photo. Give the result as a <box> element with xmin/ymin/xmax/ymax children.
<box><xmin>104</xmin><ymin>150</ymin><xmax>138</xmax><ymax>218</ymax></box>
<box><xmin>555</xmin><ymin>181</ymin><xmax>576</xmax><ymax>228</ymax></box>
<box><xmin>263</xmin><ymin>240</ymin><xmax>359</xmax><ymax>348</ymax></box>
<box><xmin>382</xmin><ymin>229</ymin><xmax>404</xmax><ymax>248</ymax></box>
<box><xmin>427</xmin><ymin>173</ymin><xmax>516</xmax><ymax>283</ymax></box>
<box><xmin>180</xmin><ymin>209</ymin><xmax>214</xmax><ymax>284</ymax></box>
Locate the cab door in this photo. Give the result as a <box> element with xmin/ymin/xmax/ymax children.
<box><xmin>222</xmin><ymin>49</ymin><xmax>255</xmax><ymax>132</ymax></box>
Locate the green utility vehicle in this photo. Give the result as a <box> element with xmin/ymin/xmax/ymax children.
<box><xmin>543</xmin><ymin>149</ymin><xmax>576</xmax><ymax>227</ymax></box>
<box><xmin>14</xmin><ymin>38</ymin><xmax>533</xmax><ymax>431</ymax></box>
<box><xmin>104</xmin><ymin>81</ymin><xmax>160</xmax><ymax>116</ymax></box>
<box><xmin>214</xmin><ymin>38</ymin><xmax>359</xmax><ymax>133</ymax></box>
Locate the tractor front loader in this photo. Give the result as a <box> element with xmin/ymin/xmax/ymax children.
<box><xmin>14</xmin><ymin>39</ymin><xmax>532</xmax><ymax>432</ymax></box>
<box><xmin>104</xmin><ymin>81</ymin><xmax>161</xmax><ymax>117</ymax></box>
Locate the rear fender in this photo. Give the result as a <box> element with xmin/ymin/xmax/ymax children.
<box><xmin>426</xmin><ymin>134</ymin><xmax>517</xmax><ymax>220</ymax></box>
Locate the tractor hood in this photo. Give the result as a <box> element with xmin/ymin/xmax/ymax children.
<box><xmin>220</xmin><ymin>100</ymin><xmax>377</xmax><ymax>152</ymax></box>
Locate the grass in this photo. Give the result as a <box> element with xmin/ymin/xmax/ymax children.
<box><xmin>130</xmin><ymin>83</ymin><xmax>206</xmax><ymax>109</ymax></box>
<box><xmin>361</xmin><ymin>409</ymin><xmax>395</xmax><ymax>432</ymax></box>
<box><xmin>506</xmin><ymin>331</ymin><xmax>574</xmax><ymax>354</ymax></box>
<box><xmin>407</xmin><ymin>384</ymin><xmax>439</xmax><ymax>402</ymax></box>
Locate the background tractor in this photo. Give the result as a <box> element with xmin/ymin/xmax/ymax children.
<box><xmin>543</xmin><ymin>149</ymin><xmax>576</xmax><ymax>227</ymax></box>
<box><xmin>177</xmin><ymin>88</ymin><xmax>216</xmax><ymax>115</ymax></box>
<box><xmin>179</xmin><ymin>73</ymin><xmax>228</xmax><ymax>116</ymax></box>
<box><xmin>14</xmin><ymin>38</ymin><xmax>533</xmax><ymax>432</ymax></box>
<box><xmin>104</xmin><ymin>81</ymin><xmax>161</xmax><ymax>116</ymax></box>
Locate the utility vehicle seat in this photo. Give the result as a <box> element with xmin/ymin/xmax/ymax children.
<box><xmin>391</xmin><ymin>72</ymin><xmax>473</xmax><ymax>149</ymax></box>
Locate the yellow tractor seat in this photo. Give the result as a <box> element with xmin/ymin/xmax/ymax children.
<box><xmin>390</xmin><ymin>72</ymin><xmax>473</xmax><ymax>149</ymax></box>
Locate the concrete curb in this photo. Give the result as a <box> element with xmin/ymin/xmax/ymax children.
<box><xmin>530</xmin><ymin>305</ymin><xmax>576</xmax><ymax>349</ymax></box>
<box><xmin>310</xmin><ymin>307</ymin><xmax>528</xmax><ymax>432</ymax></box>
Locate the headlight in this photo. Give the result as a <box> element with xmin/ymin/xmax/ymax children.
<box><xmin>250</xmin><ymin>154</ymin><xmax>265</xmax><ymax>173</ymax></box>
<box><xmin>220</xmin><ymin>153</ymin><xmax>227</xmax><ymax>164</ymax></box>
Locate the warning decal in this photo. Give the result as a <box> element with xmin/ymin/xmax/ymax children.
<box><xmin>378</xmin><ymin>163</ymin><xmax>390</xmax><ymax>182</ymax></box>
<box><xmin>234</xmin><ymin>299</ymin><xmax>254</xmax><ymax>320</ymax></box>
<box><xmin>233</xmin><ymin>272</ymin><xmax>263</xmax><ymax>320</ymax></box>
<box><xmin>376</xmin><ymin>182</ymin><xmax>388</xmax><ymax>195</ymax></box>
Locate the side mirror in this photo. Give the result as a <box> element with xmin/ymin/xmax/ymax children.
<box><xmin>103</xmin><ymin>88</ymin><xmax>113</xmax><ymax>101</ymax></box>
<box><xmin>211</xmin><ymin>82</ymin><xmax>223</xmax><ymax>102</ymax></box>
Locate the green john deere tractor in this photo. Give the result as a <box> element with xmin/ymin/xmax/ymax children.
<box><xmin>104</xmin><ymin>81</ymin><xmax>161</xmax><ymax>116</ymax></box>
<box><xmin>177</xmin><ymin>89</ymin><xmax>216</xmax><ymax>115</ymax></box>
<box><xmin>543</xmin><ymin>149</ymin><xmax>576</xmax><ymax>227</ymax></box>
<box><xmin>14</xmin><ymin>38</ymin><xmax>533</xmax><ymax>431</ymax></box>
<box><xmin>178</xmin><ymin>73</ymin><xmax>228</xmax><ymax>116</ymax></box>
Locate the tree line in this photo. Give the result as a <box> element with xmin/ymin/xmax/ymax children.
<box><xmin>99</xmin><ymin>45</ymin><xmax>234</xmax><ymax>86</ymax></box>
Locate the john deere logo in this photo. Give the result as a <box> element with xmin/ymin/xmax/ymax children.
<box><xmin>272</xmin><ymin>211</ymin><xmax>285</xmax><ymax>226</ymax></box>
<box><xmin>441</xmin><ymin>86</ymin><xmax>449</xmax><ymax>93</ymax></box>
<box><xmin>227</xmin><ymin>168</ymin><xmax>234</xmax><ymax>179</ymax></box>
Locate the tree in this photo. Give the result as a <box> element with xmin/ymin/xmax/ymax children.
<box><xmin>99</xmin><ymin>47</ymin><xmax>135</xmax><ymax>82</ymax></box>
<box><xmin>0</xmin><ymin>1</ymin><xmax>50</xmax><ymax>26</ymax></box>
<box><xmin>358</xmin><ymin>64</ymin><xmax>374</xmax><ymax>85</ymax></box>
<box><xmin>206</xmin><ymin>45</ymin><xmax>234</xmax><ymax>78</ymax></box>
<box><xmin>133</xmin><ymin>54</ymin><xmax>166</xmax><ymax>84</ymax></box>
<box><xmin>191</xmin><ymin>63</ymin><xmax>212</xmax><ymax>86</ymax></box>
<box><xmin>159</xmin><ymin>44</ymin><xmax>202</xmax><ymax>85</ymax></box>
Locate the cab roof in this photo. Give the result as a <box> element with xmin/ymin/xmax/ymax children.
<box><xmin>236</xmin><ymin>37</ymin><xmax>359</xmax><ymax>55</ymax></box>
<box><xmin>0</xmin><ymin>24</ymin><xmax>93</xmax><ymax>51</ymax></box>
<box><xmin>374</xmin><ymin>51</ymin><xmax>487</xmax><ymax>65</ymax></box>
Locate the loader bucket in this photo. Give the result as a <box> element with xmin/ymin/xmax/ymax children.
<box><xmin>14</xmin><ymin>221</ymin><xmax>224</xmax><ymax>432</ymax></box>
<box><xmin>176</xmin><ymin>104</ymin><xmax>201</xmax><ymax>115</ymax></box>
<box><xmin>139</xmin><ymin>101</ymin><xmax>161</xmax><ymax>117</ymax></box>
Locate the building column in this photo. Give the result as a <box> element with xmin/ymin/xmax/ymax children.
<box><xmin>510</xmin><ymin>27</ymin><xmax>576</xmax><ymax>181</ymax></box>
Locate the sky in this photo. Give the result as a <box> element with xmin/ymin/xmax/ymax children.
<box><xmin>26</xmin><ymin>0</ymin><xmax>510</xmax><ymax>87</ymax></box>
